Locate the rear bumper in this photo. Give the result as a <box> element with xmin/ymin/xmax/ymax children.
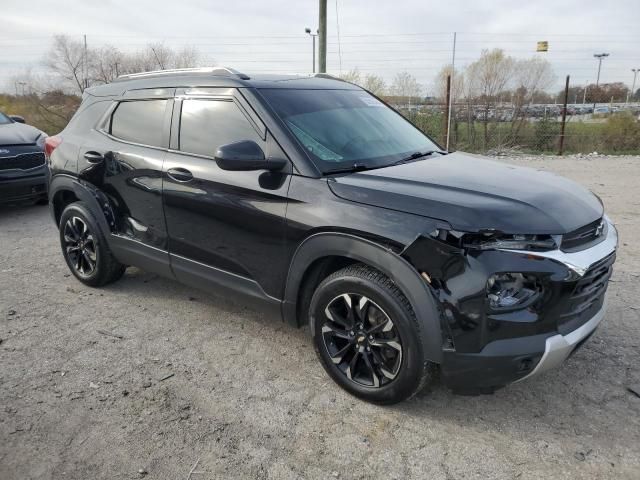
<box><xmin>0</xmin><ymin>169</ymin><xmax>48</xmax><ymax>203</ymax></box>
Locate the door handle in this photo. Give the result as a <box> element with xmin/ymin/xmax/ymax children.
<box><xmin>167</xmin><ymin>167</ymin><xmax>194</xmax><ymax>182</ymax></box>
<box><xmin>84</xmin><ymin>151</ymin><xmax>104</xmax><ymax>164</ymax></box>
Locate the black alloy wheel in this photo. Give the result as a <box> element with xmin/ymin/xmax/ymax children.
<box><xmin>321</xmin><ymin>293</ymin><xmax>403</xmax><ymax>388</ymax></box>
<box><xmin>59</xmin><ymin>201</ymin><xmax>126</xmax><ymax>287</ymax></box>
<box><xmin>63</xmin><ymin>216</ymin><xmax>98</xmax><ymax>277</ymax></box>
<box><xmin>310</xmin><ymin>264</ymin><xmax>435</xmax><ymax>404</ymax></box>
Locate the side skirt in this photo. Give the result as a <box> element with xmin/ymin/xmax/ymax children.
<box><xmin>170</xmin><ymin>253</ymin><xmax>283</xmax><ymax>319</ymax></box>
<box><xmin>110</xmin><ymin>234</ymin><xmax>173</xmax><ymax>278</ymax></box>
<box><xmin>109</xmin><ymin>234</ymin><xmax>283</xmax><ymax>320</ymax></box>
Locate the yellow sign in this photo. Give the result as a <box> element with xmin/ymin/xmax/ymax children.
<box><xmin>537</xmin><ymin>41</ymin><xmax>549</xmax><ymax>52</ymax></box>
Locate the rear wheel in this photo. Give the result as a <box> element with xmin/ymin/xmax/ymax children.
<box><xmin>59</xmin><ymin>202</ymin><xmax>126</xmax><ymax>287</ymax></box>
<box><xmin>310</xmin><ymin>264</ymin><xmax>435</xmax><ymax>404</ymax></box>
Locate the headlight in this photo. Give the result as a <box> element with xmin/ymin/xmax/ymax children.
<box><xmin>35</xmin><ymin>133</ymin><xmax>47</xmax><ymax>150</ymax></box>
<box><xmin>463</xmin><ymin>233</ymin><xmax>557</xmax><ymax>251</ymax></box>
<box><xmin>487</xmin><ymin>273</ymin><xmax>541</xmax><ymax>310</ymax></box>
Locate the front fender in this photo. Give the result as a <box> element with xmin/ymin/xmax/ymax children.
<box><xmin>283</xmin><ymin>232</ymin><xmax>444</xmax><ymax>364</ymax></box>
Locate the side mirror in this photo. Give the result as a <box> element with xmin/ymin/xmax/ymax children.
<box><xmin>215</xmin><ymin>140</ymin><xmax>286</xmax><ymax>172</ymax></box>
<box><xmin>10</xmin><ymin>115</ymin><xmax>25</xmax><ymax>124</ymax></box>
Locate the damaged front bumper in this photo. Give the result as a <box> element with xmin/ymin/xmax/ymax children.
<box><xmin>402</xmin><ymin>218</ymin><xmax>618</xmax><ymax>393</ymax></box>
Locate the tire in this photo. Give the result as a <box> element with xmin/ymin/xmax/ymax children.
<box><xmin>310</xmin><ymin>263</ymin><xmax>435</xmax><ymax>404</ymax></box>
<box><xmin>59</xmin><ymin>201</ymin><xmax>126</xmax><ymax>287</ymax></box>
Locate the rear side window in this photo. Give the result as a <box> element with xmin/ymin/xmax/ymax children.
<box><xmin>110</xmin><ymin>100</ymin><xmax>167</xmax><ymax>147</ymax></box>
<box><xmin>179</xmin><ymin>99</ymin><xmax>261</xmax><ymax>157</ymax></box>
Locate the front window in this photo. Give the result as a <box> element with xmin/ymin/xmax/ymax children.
<box><xmin>0</xmin><ymin>112</ymin><xmax>12</xmax><ymax>125</ymax></box>
<box><xmin>259</xmin><ymin>88</ymin><xmax>439</xmax><ymax>173</ymax></box>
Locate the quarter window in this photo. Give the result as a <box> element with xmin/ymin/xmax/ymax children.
<box><xmin>110</xmin><ymin>100</ymin><xmax>167</xmax><ymax>147</ymax></box>
<box><xmin>179</xmin><ymin>99</ymin><xmax>261</xmax><ymax>157</ymax></box>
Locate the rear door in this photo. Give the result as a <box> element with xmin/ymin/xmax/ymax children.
<box><xmin>162</xmin><ymin>88</ymin><xmax>291</xmax><ymax>304</ymax></box>
<box><xmin>77</xmin><ymin>89</ymin><xmax>173</xmax><ymax>265</ymax></box>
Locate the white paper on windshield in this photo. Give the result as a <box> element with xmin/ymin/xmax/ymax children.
<box><xmin>359</xmin><ymin>94</ymin><xmax>385</xmax><ymax>107</ymax></box>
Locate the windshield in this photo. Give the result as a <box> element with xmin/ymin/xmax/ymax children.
<box><xmin>259</xmin><ymin>88</ymin><xmax>439</xmax><ymax>173</ymax></box>
<box><xmin>0</xmin><ymin>112</ymin><xmax>12</xmax><ymax>125</ymax></box>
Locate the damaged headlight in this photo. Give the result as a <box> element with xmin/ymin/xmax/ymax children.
<box><xmin>463</xmin><ymin>233</ymin><xmax>558</xmax><ymax>251</ymax></box>
<box><xmin>487</xmin><ymin>273</ymin><xmax>541</xmax><ymax>310</ymax></box>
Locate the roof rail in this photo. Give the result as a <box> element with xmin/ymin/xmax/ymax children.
<box><xmin>314</xmin><ymin>73</ymin><xmax>346</xmax><ymax>82</ymax></box>
<box><xmin>114</xmin><ymin>66</ymin><xmax>250</xmax><ymax>82</ymax></box>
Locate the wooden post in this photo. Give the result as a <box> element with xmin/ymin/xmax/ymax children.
<box><xmin>443</xmin><ymin>74</ymin><xmax>451</xmax><ymax>147</ymax></box>
<box><xmin>558</xmin><ymin>75</ymin><xmax>570</xmax><ymax>155</ymax></box>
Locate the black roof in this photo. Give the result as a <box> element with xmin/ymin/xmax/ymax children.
<box><xmin>85</xmin><ymin>67</ymin><xmax>360</xmax><ymax>97</ymax></box>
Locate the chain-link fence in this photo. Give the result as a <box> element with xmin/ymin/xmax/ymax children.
<box><xmin>397</xmin><ymin>101</ymin><xmax>640</xmax><ymax>155</ymax></box>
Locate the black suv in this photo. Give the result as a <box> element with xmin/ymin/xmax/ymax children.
<box><xmin>0</xmin><ymin>112</ymin><xmax>48</xmax><ymax>204</ymax></box>
<box><xmin>47</xmin><ymin>68</ymin><xmax>617</xmax><ymax>404</ymax></box>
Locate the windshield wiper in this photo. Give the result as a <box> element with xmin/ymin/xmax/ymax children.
<box><xmin>323</xmin><ymin>150</ymin><xmax>447</xmax><ymax>175</ymax></box>
<box><xmin>323</xmin><ymin>163</ymin><xmax>372</xmax><ymax>175</ymax></box>
<box><xmin>391</xmin><ymin>150</ymin><xmax>445</xmax><ymax>166</ymax></box>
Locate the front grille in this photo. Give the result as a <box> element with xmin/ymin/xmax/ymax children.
<box><xmin>558</xmin><ymin>251</ymin><xmax>615</xmax><ymax>334</ymax></box>
<box><xmin>561</xmin><ymin>218</ymin><xmax>605</xmax><ymax>251</ymax></box>
<box><xmin>0</xmin><ymin>152</ymin><xmax>46</xmax><ymax>171</ymax></box>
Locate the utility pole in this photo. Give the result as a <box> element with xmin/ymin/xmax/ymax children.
<box><xmin>318</xmin><ymin>0</ymin><xmax>327</xmax><ymax>73</ymax></box>
<box><xmin>305</xmin><ymin>28</ymin><xmax>318</xmax><ymax>73</ymax></box>
<box><xmin>631</xmin><ymin>68</ymin><xmax>639</xmax><ymax>103</ymax></box>
<box><xmin>592</xmin><ymin>53</ymin><xmax>609</xmax><ymax>111</ymax></box>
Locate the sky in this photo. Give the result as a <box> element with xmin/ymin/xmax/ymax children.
<box><xmin>1</xmin><ymin>0</ymin><xmax>639</xmax><ymax>94</ymax></box>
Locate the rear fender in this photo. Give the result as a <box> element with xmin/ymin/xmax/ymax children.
<box><xmin>49</xmin><ymin>174</ymin><xmax>116</xmax><ymax>234</ymax></box>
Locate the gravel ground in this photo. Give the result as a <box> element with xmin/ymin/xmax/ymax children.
<box><xmin>1</xmin><ymin>155</ymin><xmax>639</xmax><ymax>480</ymax></box>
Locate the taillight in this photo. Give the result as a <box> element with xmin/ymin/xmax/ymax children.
<box><xmin>44</xmin><ymin>136</ymin><xmax>62</xmax><ymax>159</ymax></box>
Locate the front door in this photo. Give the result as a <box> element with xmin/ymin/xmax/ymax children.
<box><xmin>162</xmin><ymin>90</ymin><xmax>291</xmax><ymax>306</ymax></box>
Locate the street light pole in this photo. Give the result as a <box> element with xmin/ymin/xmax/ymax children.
<box><xmin>631</xmin><ymin>68</ymin><xmax>639</xmax><ymax>104</ymax></box>
<box><xmin>305</xmin><ymin>28</ymin><xmax>318</xmax><ymax>73</ymax></box>
<box><xmin>592</xmin><ymin>53</ymin><xmax>609</xmax><ymax>111</ymax></box>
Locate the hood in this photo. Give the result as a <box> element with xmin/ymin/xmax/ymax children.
<box><xmin>328</xmin><ymin>152</ymin><xmax>603</xmax><ymax>234</ymax></box>
<box><xmin>0</xmin><ymin>121</ymin><xmax>44</xmax><ymax>146</ymax></box>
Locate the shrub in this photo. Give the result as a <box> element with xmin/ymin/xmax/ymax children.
<box><xmin>602</xmin><ymin>112</ymin><xmax>640</xmax><ymax>152</ymax></box>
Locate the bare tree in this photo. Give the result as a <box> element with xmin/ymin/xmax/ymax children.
<box><xmin>173</xmin><ymin>46</ymin><xmax>200</xmax><ymax>69</ymax></box>
<box><xmin>92</xmin><ymin>45</ymin><xmax>126</xmax><ymax>84</ymax></box>
<box><xmin>362</xmin><ymin>74</ymin><xmax>387</xmax><ymax>96</ymax></box>
<box><xmin>45</xmin><ymin>35</ymin><xmax>87</xmax><ymax>94</ymax></box>
<box><xmin>147</xmin><ymin>43</ymin><xmax>173</xmax><ymax>70</ymax></box>
<box><xmin>43</xmin><ymin>36</ymin><xmax>203</xmax><ymax>92</ymax></box>
<box><xmin>510</xmin><ymin>57</ymin><xmax>555</xmax><ymax>135</ymax></box>
<box><xmin>339</xmin><ymin>68</ymin><xmax>361</xmax><ymax>84</ymax></box>
<box><xmin>465</xmin><ymin>49</ymin><xmax>515</xmax><ymax>146</ymax></box>
<box><xmin>434</xmin><ymin>65</ymin><xmax>465</xmax><ymax>102</ymax></box>
<box><xmin>390</xmin><ymin>72</ymin><xmax>422</xmax><ymax>104</ymax></box>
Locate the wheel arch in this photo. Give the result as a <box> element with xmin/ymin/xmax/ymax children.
<box><xmin>49</xmin><ymin>174</ymin><xmax>115</xmax><ymax>235</ymax></box>
<box><xmin>283</xmin><ymin>232</ymin><xmax>444</xmax><ymax>364</ymax></box>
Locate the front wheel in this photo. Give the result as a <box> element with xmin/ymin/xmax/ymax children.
<box><xmin>310</xmin><ymin>264</ymin><xmax>435</xmax><ymax>404</ymax></box>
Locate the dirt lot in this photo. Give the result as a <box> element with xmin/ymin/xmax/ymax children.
<box><xmin>1</xmin><ymin>155</ymin><xmax>639</xmax><ymax>480</ymax></box>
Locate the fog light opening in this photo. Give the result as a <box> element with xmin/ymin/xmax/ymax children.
<box><xmin>487</xmin><ymin>273</ymin><xmax>540</xmax><ymax>310</ymax></box>
<box><xmin>518</xmin><ymin>358</ymin><xmax>533</xmax><ymax>372</ymax></box>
